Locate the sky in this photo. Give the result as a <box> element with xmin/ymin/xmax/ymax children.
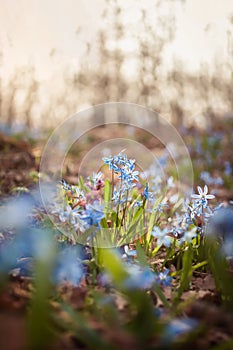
<box><xmin>0</xmin><ymin>0</ymin><xmax>233</xmax><ymax>82</ymax></box>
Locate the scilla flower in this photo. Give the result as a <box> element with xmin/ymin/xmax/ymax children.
<box><xmin>191</xmin><ymin>185</ymin><xmax>215</xmax><ymax>207</ymax></box>
<box><xmin>151</xmin><ymin>226</ymin><xmax>173</xmax><ymax>247</ymax></box>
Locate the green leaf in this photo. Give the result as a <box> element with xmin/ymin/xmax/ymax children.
<box><xmin>78</xmin><ymin>175</ymin><xmax>88</xmax><ymax>191</ymax></box>
<box><xmin>177</xmin><ymin>244</ymin><xmax>193</xmax><ymax>297</ymax></box>
<box><xmin>104</xmin><ymin>179</ymin><xmax>111</xmax><ymax>212</ymax></box>
<box><xmin>147</xmin><ymin>196</ymin><xmax>163</xmax><ymax>236</ymax></box>
<box><xmin>136</xmin><ymin>242</ymin><xmax>148</xmax><ymax>267</ymax></box>
<box><xmin>104</xmin><ymin>179</ymin><xmax>111</xmax><ymax>202</ymax></box>
<box><xmin>98</xmin><ymin>249</ymin><xmax>128</xmax><ymax>284</ymax></box>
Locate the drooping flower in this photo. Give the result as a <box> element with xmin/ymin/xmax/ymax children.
<box><xmin>142</xmin><ymin>183</ymin><xmax>153</xmax><ymax>200</ymax></box>
<box><xmin>118</xmin><ymin>167</ymin><xmax>139</xmax><ymax>183</ymax></box>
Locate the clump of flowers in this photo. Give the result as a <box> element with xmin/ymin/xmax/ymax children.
<box><xmin>41</xmin><ymin>150</ymin><xmax>227</xmax><ymax>296</ymax></box>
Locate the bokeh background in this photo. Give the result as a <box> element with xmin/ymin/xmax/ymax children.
<box><xmin>0</xmin><ymin>0</ymin><xmax>233</xmax><ymax>131</ymax></box>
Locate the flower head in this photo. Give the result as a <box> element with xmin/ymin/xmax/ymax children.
<box><xmin>81</xmin><ymin>201</ymin><xmax>104</xmax><ymax>228</ymax></box>
<box><xmin>179</xmin><ymin>227</ymin><xmax>197</xmax><ymax>244</ymax></box>
<box><xmin>155</xmin><ymin>269</ymin><xmax>173</xmax><ymax>287</ymax></box>
<box><xmin>151</xmin><ymin>226</ymin><xmax>173</xmax><ymax>247</ymax></box>
<box><xmin>191</xmin><ymin>185</ymin><xmax>215</xmax><ymax>207</ymax></box>
<box><xmin>88</xmin><ymin>172</ymin><xmax>104</xmax><ymax>190</ymax></box>
<box><xmin>142</xmin><ymin>183</ymin><xmax>153</xmax><ymax>200</ymax></box>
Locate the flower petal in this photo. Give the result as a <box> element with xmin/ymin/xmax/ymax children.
<box><xmin>204</xmin><ymin>185</ymin><xmax>208</xmax><ymax>195</ymax></box>
<box><xmin>197</xmin><ymin>186</ymin><xmax>203</xmax><ymax>195</ymax></box>
<box><xmin>206</xmin><ymin>194</ymin><xmax>215</xmax><ymax>199</ymax></box>
<box><xmin>191</xmin><ymin>194</ymin><xmax>201</xmax><ymax>199</ymax></box>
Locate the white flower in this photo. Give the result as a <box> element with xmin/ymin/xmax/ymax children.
<box><xmin>167</xmin><ymin>176</ymin><xmax>175</xmax><ymax>189</ymax></box>
<box><xmin>191</xmin><ymin>185</ymin><xmax>215</xmax><ymax>201</ymax></box>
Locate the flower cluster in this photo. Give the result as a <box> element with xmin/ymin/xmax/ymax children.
<box><xmin>103</xmin><ymin>150</ymin><xmax>139</xmax><ymax>190</ymax></box>
<box><xmin>52</xmin><ymin>174</ymin><xmax>105</xmax><ymax>234</ymax></box>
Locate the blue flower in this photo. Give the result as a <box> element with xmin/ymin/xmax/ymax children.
<box><xmin>179</xmin><ymin>227</ymin><xmax>197</xmax><ymax>244</ymax></box>
<box><xmin>81</xmin><ymin>201</ymin><xmax>104</xmax><ymax>227</ymax></box>
<box><xmin>200</xmin><ymin>171</ymin><xmax>223</xmax><ymax>186</ymax></box>
<box><xmin>114</xmin><ymin>150</ymin><xmax>127</xmax><ymax>166</ymax></box>
<box><xmin>60</xmin><ymin>179</ymin><xmax>72</xmax><ymax>191</ymax></box>
<box><xmin>53</xmin><ymin>246</ymin><xmax>83</xmax><ymax>286</ymax></box>
<box><xmin>112</xmin><ymin>188</ymin><xmax>127</xmax><ymax>204</ymax></box>
<box><xmin>118</xmin><ymin>167</ymin><xmax>139</xmax><ymax>183</ymax></box>
<box><xmin>103</xmin><ymin>155</ymin><xmax>120</xmax><ymax>173</ymax></box>
<box><xmin>124</xmin><ymin>264</ymin><xmax>156</xmax><ymax>289</ymax></box>
<box><xmin>153</xmin><ymin>201</ymin><xmax>169</xmax><ymax>213</ymax></box>
<box><xmin>142</xmin><ymin>183</ymin><xmax>150</xmax><ymax>200</ymax></box>
<box><xmin>155</xmin><ymin>269</ymin><xmax>172</xmax><ymax>287</ymax></box>
<box><xmin>224</xmin><ymin>161</ymin><xmax>232</xmax><ymax>176</ymax></box>
<box><xmin>123</xmin><ymin>245</ymin><xmax>137</xmax><ymax>258</ymax></box>
<box><xmin>151</xmin><ymin>226</ymin><xmax>173</xmax><ymax>247</ymax></box>
<box><xmin>103</xmin><ymin>152</ymin><xmax>140</xmax><ymax>187</ymax></box>
<box><xmin>163</xmin><ymin>317</ymin><xmax>198</xmax><ymax>343</ymax></box>
<box><xmin>134</xmin><ymin>200</ymin><xmax>143</xmax><ymax>208</ymax></box>
<box><xmin>125</xmin><ymin>158</ymin><xmax>136</xmax><ymax>171</ymax></box>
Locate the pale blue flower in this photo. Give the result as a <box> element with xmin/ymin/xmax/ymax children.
<box><xmin>60</xmin><ymin>179</ymin><xmax>72</xmax><ymax>191</ymax></box>
<box><xmin>167</xmin><ymin>176</ymin><xmax>175</xmax><ymax>189</ymax></box>
<box><xmin>191</xmin><ymin>185</ymin><xmax>215</xmax><ymax>208</ymax></box>
<box><xmin>134</xmin><ymin>200</ymin><xmax>143</xmax><ymax>208</ymax></box>
<box><xmin>124</xmin><ymin>265</ymin><xmax>155</xmax><ymax>289</ymax></box>
<box><xmin>123</xmin><ymin>245</ymin><xmax>137</xmax><ymax>258</ymax></box>
<box><xmin>53</xmin><ymin>247</ymin><xmax>83</xmax><ymax>285</ymax></box>
<box><xmin>88</xmin><ymin>172</ymin><xmax>103</xmax><ymax>188</ymax></box>
<box><xmin>179</xmin><ymin>227</ymin><xmax>197</xmax><ymax>244</ymax></box>
<box><xmin>73</xmin><ymin>186</ymin><xmax>85</xmax><ymax>200</ymax></box>
<box><xmin>81</xmin><ymin>201</ymin><xmax>104</xmax><ymax>227</ymax></box>
<box><xmin>151</xmin><ymin>226</ymin><xmax>172</xmax><ymax>247</ymax></box>
<box><xmin>59</xmin><ymin>205</ymin><xmax>76</xmax><ymax>225</ymax></box>
<box><xmin>153</xmin><ymin>202</ymin><xmax>169</xmax><ymax>213</ymax></box>
<box><xmin>163</xmin><ymin>317</ymin><xmax>198</xmax><ymax>343</ymax></box>
<box><xmin>200</xmin><ymin>171</ymin><xmax>223</xmax><ymax>186</ymax></box>
<box><xmin>224</xmin><ymin>161</ymin><xmax>232</xmax><ymax>176</ymax></box>
<box><xmin>112</xmin><ymin>188</ymin><xmax>126</xmax><ymax>204</ymax></box>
